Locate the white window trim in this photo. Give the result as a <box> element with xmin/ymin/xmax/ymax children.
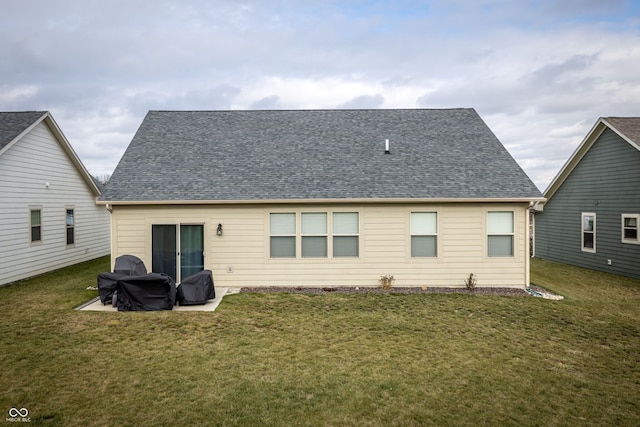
<box><xmin>29</xmin><ymin>207</ymin><xmax>43</xmax><ymax>245</ymax></box>
<box><xmin>332</xmin><ymin>212</ymin><xmax>360</xmax><ymax>258</ymax></box>
<box><xmin>487</xmin><ymin>210</ymin><xmax>515</xmax><ymax>257</ymax></box>
<box><xmin>621</xmin><ymin>213</ymin><xmax>640</xmax><ymax>245</ymax></box>
<box><xmin>269</xmin><ymin>212</ymin><xmax>297</xmax><ymax>258</ymax></box>
<box><xmin>268</xmin><ymin>211</ymin><xmax>360</xmax><ymax>259</ymax></box>
<box><xmin>66</xmin><ymin>207</ymin><xmax>75</xmax><ymax>246</ymax></box>
<box><xmin>410</xmin><ymin>211</ymin><xmax>438</xmax><ymax>258</ymax></box>
<box><xmin>301</xmin><ymin>212</ymin><xmax>328</xmax><ymax>258</ymax></box>
<box><xmin>581</xmin><ymin>212</ymin><xmax>596</xmax><ymax>253</ymax></box>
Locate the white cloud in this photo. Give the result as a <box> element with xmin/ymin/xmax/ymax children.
<box><xmin>1</xmin><ymin>0</ymin><xmax>639</xmax><ymax>190</ymax></box>
<box><xmin>0</xmin><ymin>85</ymin><xmax>39</xmax><ymax>106</ymax></box>
<box><xmin>337</xmin><ymin>94</ymin><xmax>385</xmax><ymax>109</ymax></box>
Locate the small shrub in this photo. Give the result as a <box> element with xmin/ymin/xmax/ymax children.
<box><xmin>379</xmin><ymin>275</ymin><xmax>395</xmax><ymax>290</ymax></box>
<box><xmin>464</xmin><ymin>273</ymin><xmax>477</xmax><ymax>291</ymax></box>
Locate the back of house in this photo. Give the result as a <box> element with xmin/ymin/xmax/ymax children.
<box><xmin>534</xmin><ymin>117</ymin><xmax>640</xmax><ymax>279</ymax></box>
<box><xmin>99</xmin><ymin>109</ymin><xmax>543</xmax><ymax>289</ymax></box>
<box><xmin>0</xmin><ymin>112</ymin><xmax>110</xmax><ymax>286</ymax></box>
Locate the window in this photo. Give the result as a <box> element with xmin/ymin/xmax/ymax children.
<box><xmin>333</xmin><ymin>212</ymin><xmax>359</xmax><ymax>257</ymax></box>
<box><xmin>581</xmin><ymin>213</ymin><xmax>596</xmax><ymax>252</ymax></box>
<box><xmin>622</xmin><ymin>214</ymin><xmax>639</xmax><ymax>244</ymax></box>
<box><xmin>270</xmin><ymin>213</ymin><xmax>296</xmax><ymax>257</ymax></box>
<box><xmin>411</xmin><ymin>212</ymin><xmax>437</xmax><ymax>257</ymax></box>
<box><xmin>66</xmin><ymin>209</ymin><xmax>75</xmax><ymax>245</ymax></box>
<box><xmin>302</xmin><ymin>213</ymin><xmax>327</xmax><ymax>257</ymax></box>
<box><xmin>30</xmin><ymin>209</ymin><xmax>42</xmax><ymax>242</ymax></box>
<box><xmin>487</xmin><ymin>211</ymin><xmax>514</xmax><ymax>257</ymax></box>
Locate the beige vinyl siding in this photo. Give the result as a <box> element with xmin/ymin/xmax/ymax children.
<box><xmin>110</xmin><ymin>202</ymin><xmax>530</xmax><ymax>288</ymax></box>
<box><xmin>0</xmin><ymin>121</ymin><xmax>110</xmax><ymax>285</ymax></box>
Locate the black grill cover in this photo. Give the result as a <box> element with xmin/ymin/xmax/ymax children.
<box><xmin>97</xmin><ymin>272</ymin><xmax>127</xmax><ymax>304</ymax></box>
<box><xmin>113</xmin><ymin>255</ymin><xmax>147</xmax><ymax>276</ymax></box>
<box><xmin>177</xmin><ymin>270</ymin><xmax>215</xmax><ymax>305</ymax></box>
<box><xmin>116</xmin><ymin>273</ymin><xmax>176</xmax><ymax>311</ymax></box>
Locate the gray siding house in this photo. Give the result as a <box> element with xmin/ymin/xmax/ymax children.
<box><xmin>0</xmin><ymin>111</ymin><xmax>110</xmax><ymax>286</ymax></box>
<box><xmin>99</xmin><ymin>109</ymin><xmax>543</xmax><ymax>289</ymax></box>
<box><xmin>534</xmin><ymin>117</ymin><xmax>640</xmax><ymax>279</ymax></box>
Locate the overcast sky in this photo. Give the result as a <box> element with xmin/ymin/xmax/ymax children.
<box><xmin>2</xmin><ymin>0</ymin><xmax>639</xmax><ymax>190</ymax></box>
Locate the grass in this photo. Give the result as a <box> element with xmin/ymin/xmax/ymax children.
<box><xmin>0</xmin><ymin>256</ymin><xmax>639</xmax><ymax>426</ymax></box>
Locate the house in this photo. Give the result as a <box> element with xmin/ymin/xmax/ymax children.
<box><xmin>98</xmin><ymin>109</ymin><xmax>543</xmax><ymax>288</ymax></box>
<box><xmin>534</xmin><ymin>117</ymin><xmax>640</xmax><ymax>279</ymax></box>
<box><xmin>0</xmin><ymin>111</ymin><xmax>110</xmax><ymax>286</ymax></box>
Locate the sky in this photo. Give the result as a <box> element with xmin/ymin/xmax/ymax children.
<box><xmin>1</xmin><ymin>0</ymin><xmax>639</xmax><ymax>191</ymax></box>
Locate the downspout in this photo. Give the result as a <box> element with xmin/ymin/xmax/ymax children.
<box><xmin>107</xmin><ymin>204</ymin><xmax>116</xmax><ymax>271</ymax></box>
<box><xmin>525</xmin><ymin>202</ymin><xmax>532</xmax><ymax>288</ymax></box>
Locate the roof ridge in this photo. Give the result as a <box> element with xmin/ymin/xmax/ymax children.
<box><xmin>147</xmin><ymin>108</ymin><xmax>476</xmax><ymax>113</ymax></box>
<box><xmin>0</xmin><ymin>110</ymin><xmax>48</xmax><ymax>114</ymax></box>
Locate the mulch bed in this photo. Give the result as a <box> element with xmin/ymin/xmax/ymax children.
<box><xmin>240</xmin><ymin>286</ymin><xmax>548</xmax><ymax>297</ymax></box>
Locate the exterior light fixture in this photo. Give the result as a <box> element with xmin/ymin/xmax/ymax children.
<box><xmin>217</xmin><ymin>223</ymin><xmax>223</xmax><ymax>236</ymax></box>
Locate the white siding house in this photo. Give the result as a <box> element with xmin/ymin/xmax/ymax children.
<box><xmin>0</xmin><ymin>112</ymin><xmax>110</xmax><ymax>286</ymax></box>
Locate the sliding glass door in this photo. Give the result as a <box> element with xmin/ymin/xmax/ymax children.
<box><xmin>152</xmin><ymin>225</ymin><xmax>177</xmax><ymax>280</ymax></box>
<box><xmin>180</xmin><ymin>225</ymin><xmax>204</xmax><ymax>279</ymax></box>
<box><xmin>152</xmin><ymin>224</ymin><xmax>204</xmax><ymax>281</ymax></box>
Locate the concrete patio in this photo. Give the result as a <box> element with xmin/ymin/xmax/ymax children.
<box><xmin>76</xmin><ymin>287</ymin><xmax>240</xmax><ymax>312</ymax></box>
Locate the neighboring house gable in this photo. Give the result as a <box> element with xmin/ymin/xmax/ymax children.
<box><xmin>0</xmin><ymin>112</ymin><xmax>110</xmax><ymax>285</ymax></box>
<box><xmin>535</xmin><ymin>117</ymin><xmax>640</xmax><ymax>279</ymax></box>
<box><xmin>99</xmin><ymin>109</ymin><xmax>543</xmax><ymax>288</ymax></box>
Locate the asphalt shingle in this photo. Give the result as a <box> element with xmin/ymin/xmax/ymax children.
<box><xmin>0</xmin><ymin>112</ymin><xmax>47</xmax><ymax>152</ymax></box>
<box><xmin>100</xmin><ymin>109</ymin><xmax>542</xmax><ymax>202</ymax></box>
<box><xmin>603</xmin><ymin>117</ymin><xmax>640</xmax><ymax>146</ymax></box>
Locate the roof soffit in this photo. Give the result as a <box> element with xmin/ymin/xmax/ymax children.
<box><xmin>41</xmin><ymin>113</ymin><xmax>102</xmax><ymax>196</ymax></box>
<box><xmin>0</xmin><ymin>111</ymin><xmax>101</xmax><ymax>196</ymax></box>
<box><xmin>543</xmin><ymin>117</ymin><xmax>640</xmax><ymax>202</ymax></box>
<box><xmin>543</xmin><ymin>120</ymin><xmax>605</xmax><ymax>201</ymax></box>
<box><xmin>0</xmin><ymin>111</ymin><xmax>47</xmax><ymax>156</ymax></box>
<box><xmin>602</xmin><ymin>117</ymin><xmax>640</xmax><ymax>152</ymax></box>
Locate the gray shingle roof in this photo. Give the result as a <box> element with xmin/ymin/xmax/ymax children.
<box><xmin>100</xmin><ymin>109</ymin><xmax>542</xmax><ymax>202</ymax></box>
<box><xmin>603</xmin><ymin>117</ymin><xmax>640</xmax><ymax>146</ymax></box>
<box><xmin>0</xmin><ymin>111</ymin><xmax>47</xmax><ymax>152</ymax></box>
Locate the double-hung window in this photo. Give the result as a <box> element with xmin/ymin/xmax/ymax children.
<box><xmin>269</xmin><ymin>212</ymin><xmax>359</xmax><ymax>258</ymax></box>
<box><xmin>581</xmin><ymin>212</ymin><xmax>596</xmax><ymax>252</ymax></box>
<box><xmin>302</xmin><ymin>213</ymin><xmax>327</xmax><ymax>257</ymax></box>
<box><xmin>621</xmin><ymin>214</ymin><xmax>639</xmax><ymax>244</ymax></box>
<box><xmin>30</xmin><ymin>209</ymin><xmax>42</xmax><ymax>243</ymax></box>
<box><xmin>270</xmin><ymin>213</ymin><xmax>296</xmax><ymax>257</ymax></box>
<box><xmin>66</xmin><ymin>209</ymin><xmax>75</xmax><ymax>245</ymax></box>
<box><xmin>411</xmin><ymin>212</ymin><xmax>437</xmax><ymax>257</ymax></box>
<box><xmin>333</xmin><ymin>212</ymin><xmax>359</xmax><ymax>257</ymax></box>
<box><xmin>487</xmin><ymin>211</ymin><xmax>514</xmax><ymax>257</ymax></box>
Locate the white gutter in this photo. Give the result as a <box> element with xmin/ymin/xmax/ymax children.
<box><xmin>97</xmin><ymin>197</ymin><xmax>546</xmax><ymax>206</ymax></box>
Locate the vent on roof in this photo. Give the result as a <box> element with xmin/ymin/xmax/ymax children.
<box><xmin>385</xmin><ymin>139</ymin><xmax>390</xmax><ymax>154</ymax></box>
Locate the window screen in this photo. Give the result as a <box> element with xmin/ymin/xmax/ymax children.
<box><xmin>488</xmin><ymin>211</ymin><xmax>513</xmax><ymax>257</ymax></box>
<box><xmin>270</xmin><ymin>213</ymin><xmax>296</xmax><ymax>257</ymax></box>
<box><xmin>333</xmin><ymin>212</ymin><xmax>359</xmax><ymax>257</ymax></box>
<box><xmin>411</xmin><ymin>212</ymin><xmax>437</xmax><ymax>257</ymax></box>
<box><xmin>302</xmin><ymin>213</ymin><xmax>327</xmax><ymax>257</ymax></box>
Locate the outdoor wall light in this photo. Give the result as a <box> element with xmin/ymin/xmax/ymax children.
<box><xmin>217</xmin><ymin>223</ymin><xmax>223</xmax><ymax>236</ymax></box>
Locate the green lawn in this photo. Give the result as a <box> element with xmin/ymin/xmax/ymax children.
<box><xmin>1</xmin><ymin>256</ymin><xmax>638</xmax><ymax>426</ymax></box>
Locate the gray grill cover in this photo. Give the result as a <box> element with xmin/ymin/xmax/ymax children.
<box><xmin>113</xmin><ymin>254</ymin><xmax>147</xmax><ymax>276</ymax></box>
<box><xmin>177</xmin><ymin>270</ymin><xmax>215</xmax><ymax>305</ymax></box>
<box><xmin>116</xmin><ymin>273</ymin><xmax>176</xmax><ymax>311</ymax></box>
<box><xmin>97</xmin><ymin>272</ymin><xmax>127</xmax><ymax>304</ymax></box>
